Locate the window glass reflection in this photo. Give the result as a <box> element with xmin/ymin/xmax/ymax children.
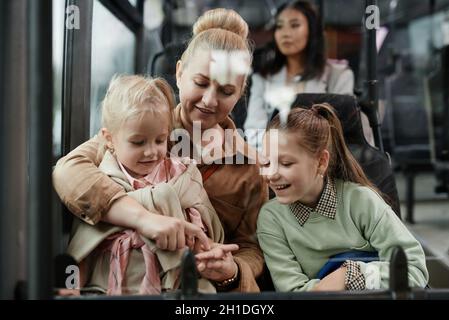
<box><xmin>90</xmin><ymin>0</ymin><xmax>136</xmax><ymax>136</ymax></box>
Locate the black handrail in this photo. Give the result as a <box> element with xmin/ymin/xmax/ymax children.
<box><xmin>58</xmin><ymin>244</ymin><xmax>448</xmax><ymax>300</ymax></box>
<box><xmin>180</xmin><ymin>250</ymin><xmax>199</xmax><ymax>299</ymax></box>
<box><xmin>62</xmin><ymin>0</ymin><xmax>93</xmax><ymax>155</ymax></box>
<box><xmin>362</xmin><ymin>0</ymin><xmax>384</xmax><ymax>152</ymax></box>
<box><xmin>27</xmin><ymin>0</ymin><xmax>54</xmax><ymax>300</ymax></box>
<box><xmin>389</xmin><ymin>246</ymin><xmax>412</xmax><ymax>299</ymax></box>
<box><xmin>99</xmin><ymin>0</ymin><xmax>143</xmax><ymax>34</ymax></box>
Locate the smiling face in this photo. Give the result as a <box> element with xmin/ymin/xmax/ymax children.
<box><xmin>176</xmin><ymin>50</ymin><xmax>245</xmax><ymax>130</ymax></box>
<box><xmin>274</xmin><ymin>8</ymin><xmax>309</xmax><ymax>59</ymax></box>
<box><xmin>106</xmin><ymin>108</ymin><xmax>170</xmax><ymax>178</ymax></box>
<box><xmin>262</xmin><ymin>131</ymin><xmax>328</xmax><ymax>206</ymax></box>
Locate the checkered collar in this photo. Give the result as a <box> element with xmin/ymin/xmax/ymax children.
<box><xmin>288</xmin><ymin>177</ymin><xmax>337</xmax><ymax>226</ymax></box>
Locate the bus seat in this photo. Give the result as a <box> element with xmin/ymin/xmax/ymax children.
<box><xmin>425</xmin><ymin>45</ymin><xmax>449</xmax><ymax>196</ymax></box>
<box><xmin>384</xmin><ymin>54</ymin><xmax>432</xmax><ymax>223</ymax></box>
<box><xmin>149</xmin><ymin>41</ymin><xmax>186</xmax><ymax>102</ymax></box>
<box><xmin>290</xmin><ymin>93</ymin><xmax>401</xmax><ymax>217</ymax></box>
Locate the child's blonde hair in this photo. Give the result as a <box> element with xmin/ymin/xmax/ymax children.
<box><xmin>101</xmin><ymin>74</ymin><xmax>175</xmax><ymax>134</ymax></box>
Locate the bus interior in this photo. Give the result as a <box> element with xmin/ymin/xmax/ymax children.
<box><xmin>1</xmin><ymin>0</ymin><xmax>449</xmax><ymax>300</ymax></box>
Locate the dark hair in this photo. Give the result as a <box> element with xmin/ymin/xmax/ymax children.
<box><xmin>267</xmin><ymin>104</ymin><xmax>382</xmax><ymax>196</ymax></box>
<box><xmin>259</xmin><ymin>0</ymin><xmax>326</xmax><ymax>81</ymax></box>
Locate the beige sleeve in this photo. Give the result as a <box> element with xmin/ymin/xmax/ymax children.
<box><xmin>52</xmin><ymin>135</ymin><xmax>126</xmax><ymax>225</ymax></box>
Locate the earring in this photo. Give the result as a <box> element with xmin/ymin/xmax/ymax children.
<box><xmin>319</xmin><ymin>173</ymin><xmax>324</xmax><ymax>179</ymax></box>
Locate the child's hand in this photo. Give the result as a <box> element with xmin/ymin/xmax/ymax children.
<box><xmin>136</xmin><ymin>213</ymin><xmax>210</xmax><ymax>251</ymax></box>
<box><xmin>195</xmin><ymin>243</ymin><xmax>239</xmax><ymax>282</ymax></box>
<box><xmin>312</xmin><ymin>266</ymin><xmax>347</xmax><ymax>291</ymax></box>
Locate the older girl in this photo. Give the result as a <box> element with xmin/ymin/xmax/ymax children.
<box><xmin>257</xmin><ymin>104</ymin><xmax>428</xmax><ymax>291</ymax></box>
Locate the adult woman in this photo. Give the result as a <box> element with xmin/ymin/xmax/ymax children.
<box><xmin>244</xmin><ymin>1</ymin><xmax>373</xmax><ymax>149</ymax></box>
<box><xmin>53</xmin><ymin>8</ymin><xmax>267</xmax><ymax>293</ymax></box>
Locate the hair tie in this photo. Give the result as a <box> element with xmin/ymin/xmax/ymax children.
<box><xmin>310</xmin><ymin>105</ymin><xmax>320</xmax><ymax>117</ymax></box>
<box><xmin>310</xmin><ymin>104</ymin><xmax>330</xmax><ymax>119</ymax></box>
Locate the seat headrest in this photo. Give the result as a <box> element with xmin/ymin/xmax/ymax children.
<box><xmin>291</xmin><ymin>93</ymin><xmax>366</xmax><ymax>145</ymax></box>
<box><xmin>150</xmin><ymin>42</ymin><xmax>187</xmax><ymax>93</ymax></box>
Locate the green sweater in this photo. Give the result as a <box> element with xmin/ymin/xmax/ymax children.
<box><xmin>257</xmin><ymin>179</ymin><xmax>429</xmax><ymax>292</ymax></box>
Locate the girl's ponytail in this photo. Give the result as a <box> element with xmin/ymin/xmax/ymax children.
<box><xmin>310</xmin><ymin>104</ymin><xmax>376</xmax><ymax>189</ymax></box>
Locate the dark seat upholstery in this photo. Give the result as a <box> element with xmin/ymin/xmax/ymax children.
<box><xmin>288</xmin><ymin>93</ymin><xmax>401</xmax><ymax>217</ymax></box>
<box><xmin>384</xmin><ymin>55</ymin><xmax>433</xmax><ymax>223</ymax></box>
<box><xmin>425</xmin><ymin>45</ymin><xmax>449</xmax><ymax>195</ymax></box>
<box><xmin>150</xmin><ymin>41</ymin><xmax>187</xmax><ymax>102</ymax></box>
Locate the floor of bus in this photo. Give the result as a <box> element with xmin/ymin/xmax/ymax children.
<box><xmin>396</xmin><ymin>171</ymin><xmax>449</xmax><ymax>287</ymax></box>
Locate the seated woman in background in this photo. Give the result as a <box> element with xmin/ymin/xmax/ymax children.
<box><xmin>244</xmin><ymin>0</ymin><xmax>374</xmax><ymax>149</ymax></box>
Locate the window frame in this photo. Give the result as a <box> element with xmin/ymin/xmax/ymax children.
<box><xmin>62</xmin><ymin>0</ymin><xmax>144</xmax><ymax>155</ymax></box>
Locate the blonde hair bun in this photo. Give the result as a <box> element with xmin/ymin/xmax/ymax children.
<box><xmin>193</xmin><ymin>8</ymin><xmax>248</xmax><ymax>40</ymax></box>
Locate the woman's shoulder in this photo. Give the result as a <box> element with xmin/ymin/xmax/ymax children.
<box><xmin>324</xmin><ymin>59</ymin><xmax>353</xmax><ymax>79</ymax></box>
<box><xmin>323</xmin><ymin>60</ymin><xmax>354</xmax><ymax>94</ymax></box>
<box><xmin>326</xmin><ymin>59</ymin><xmax>351</xmax><ymax>71</ymax></box>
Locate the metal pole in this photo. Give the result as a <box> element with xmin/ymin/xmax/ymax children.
<box><xmin>317</xmin><ymin>0</ymin><xmax>324</xmax><ymax>30</ymax></box>
<box><xmin>62</xmin><ymin>0</ymin><xmax>92</xmax><ymax>155</ymax></box>
<box><xmin>180</xmin><ymin>250</ymin><xmax>199</xmax><ymax>299</ymax></box>
<box><xmin>0</xmin><ymin>0</ymin><xmax>29</xmax><ymax>300</ymax></box>
<box><xmin>27</xmin><ymin>0</ymin><xmax>53</xmax><ymax>299</ymax></box>
<box><xmin>365</xmin><ymin>0</ymin><xmax>384</xmax><ymax>152</ymax></box>
<box><xmin>389</xmin><ymin>246</ymin><xmax>411</xmax><ymax>299</ymax></box>
<box><xmin>136</xmin><ymin>0</ymin><xmax>146</xmax><ymax>73</ymax></box>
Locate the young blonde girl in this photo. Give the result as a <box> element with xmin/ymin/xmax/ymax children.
<box><xmin>66</xmin><ymin>75</ymin><xmax>236</xmax><ymax>295</ymax></box>
<box><xmin>257</xmin><ymin>104</ymin><xmax>428</xmax><ymax>292</ymax></box>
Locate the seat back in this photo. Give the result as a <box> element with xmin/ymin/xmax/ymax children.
<box><xmin>290</xmin><ymin>93</ymin><xmax>401</xmax><ymax>217</ymax></box>
<box><xmin>425</xmin><ymin>46</ymin><xmax>449</xmax><ymax>164</ymax></box>
<box><xmin>150</xmin><ymin>41</ymin><xmax>187</xmax><ymax>101</ymax></box>
<box><xmin>384</xmin><ymin>54</ymin><xmax>431</xmax><ymax>166</ymax></box>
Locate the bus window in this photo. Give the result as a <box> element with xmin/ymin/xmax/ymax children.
<box><xmin>52</xmin><ymin>0</ymin><xmax>65</xmax><ymax>161</ymax></box>
<box><xmin>90</xmin><ymin>0</ymin><xmax>136</xmax><ymax>136</ymax></box>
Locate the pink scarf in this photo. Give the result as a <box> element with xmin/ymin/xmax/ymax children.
<box><xmin>102</xmin><ymin>158</ymin><xmax>205</xmax><ymax>295</ymax></box>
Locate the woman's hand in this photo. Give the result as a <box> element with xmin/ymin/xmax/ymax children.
<box><xmin>312</xmin><ymin>266</ymin><xmax>347</xmax><ymax>291</ymax></box>
<box><xmin>195</xmin><ymin>243</ymin><xmax>239</xmax><ymax>282</ymax></box>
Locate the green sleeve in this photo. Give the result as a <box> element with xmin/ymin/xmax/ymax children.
<box><xmin>257</xmin><ymin>207</ymin><xmax>320</xmax><ymax>292</ymax></box>
<box><xmin>353</xmin><ymin>188</ymin><xmax>429</xmax><ymax>289</ymax></box>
